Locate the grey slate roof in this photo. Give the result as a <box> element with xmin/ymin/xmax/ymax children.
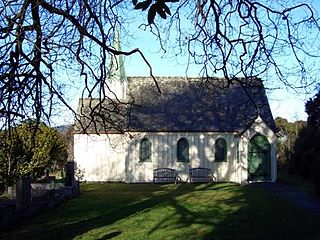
<box><xmin>75</xmin><ymin>77</ymin><xmax>276</xmax><ymax>134</ymax></box>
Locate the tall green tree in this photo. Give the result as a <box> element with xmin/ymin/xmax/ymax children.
<box><xmin>0</xmin><ymin>132</ymin><xmax>25</xmax><ymax>192</ymax></box>
<box><xmin>305</xmin><ymin>90</ymin><xmax>320</xmax><ymax>193</ymax></box>
<box><xmin>0</xmin><ymin>121</ymin><xmax>68</xmax><ymax>192</ymax></box>
<box><xmin>292</xmin><ymin>90</ymin><xmax>320</xmax><ymax>193</ymax></box>
<box><xmin>306</xmin><ymin>92</ymin><xmax>320</xmax><ymax>128</ymax></box>
<box><xmin>275</xmin><ymin>117</ymin><xmax>305</xmax><ymax>169</ymax></box>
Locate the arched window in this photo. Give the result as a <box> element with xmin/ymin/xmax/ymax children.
<box><xmin>177</xmin><ymin>137</ymin><xmax>189</xmax><ymax>162</ymax></box>
<box><xmin>215</xmin><ymin>138</ymin><xmax>227</xmax><ymax>162</ymax></box>
<box><xmin>139</xmin><ymin>138</ymin><xmax>152</xmax><ymax>162</ymax></box>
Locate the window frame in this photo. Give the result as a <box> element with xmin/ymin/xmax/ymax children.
<box><xmin>139</xmin><ymin>137</ymin><xmax>152</xmax><ymax>162</ymax></box>
<box><xmin>215</xmin><ymin>137</ymin><xmax>227</xmax><ymax>162</ymax></box>
<box><xmin>177</xmin><ymin>137</ymin><xmax>189</xmax><ymax>162</ymax></box>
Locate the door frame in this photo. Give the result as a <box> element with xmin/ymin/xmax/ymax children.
<box><xmin>248</xmin><ymin>134</ymin><xmax>271</xmax><ymax>181</ymax></box>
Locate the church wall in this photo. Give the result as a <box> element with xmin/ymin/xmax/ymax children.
<box><xmin>126</xmin><ymin>132</ymin><xmax>240</xmax><ymax>183</ymax></box>
<box><xmin>74</xmin><ymin>124</ymin><xmax>276</xmax><ymax>184</ymax></box>
<box><xmin>74</xmin><ymin>134</ymin><xmax>127</xmax><ymax>182</ymax></box>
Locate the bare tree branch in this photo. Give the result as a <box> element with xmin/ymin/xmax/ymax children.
<box><xmin>0</xmin><ymin>0</ymin><xmax>319</xmax><ymax>132</ymax></box>
<box><xmin>0</xmin><ymin>0</ymin><xmax>157</xmax><ymax>131</ymax></box>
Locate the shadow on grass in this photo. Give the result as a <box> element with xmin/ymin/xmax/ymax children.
<box><xmin>0</xmin><ymin>183</ymin><xmax>199</xmax><ymax>239</ymax></box>
<box><xmin>96</xmin><ymin>231</ymin><xmax>121</xmax><ymax>240</ymax></box>
<box><xmin>147</xmin><ymin>183</ymin><xmax>320</xmax><ymax>240</ymax></box>
<box><xmin>201</xmin><ymin>185</ymin><xmax>320</xmax><ymax>240</ymax></box>
<box><xmin>1</xmin><ymin>183</ymin><xmax>320</xmax><ymax>240</ymax></box>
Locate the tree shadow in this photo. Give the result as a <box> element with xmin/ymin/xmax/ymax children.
<box><xmin>200</xmin><ymin>185</ymin><xmax>320</xmax><ymax>240</ymax></box>
<box><xmin>0</xmin><ymin>183</ymin><xmax>198</xmax><ymax>239</ymax></box>
<box><xmin>96</xmin><ymin>231</ymin><xmax>121</xmax><ymax>240</ymax></box>
<box><xmin>1</xmin><ymin>183</ymin><xmax>320</xmax><ymax>240</ymax></box>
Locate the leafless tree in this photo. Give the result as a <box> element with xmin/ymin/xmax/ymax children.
<box><xmin>0</xmin><ymin>0</ymin><xmax>152</xmax><ymax>131</ymax></box>
<box><xmin>136</xmin><ymin>0</ymin><xmax>320</xmax><ymax>87</ymax></box>
<box><xmin>0</xmin><ymin>0</ymin><xmax>319</xmax><ymax>131</ymax></box>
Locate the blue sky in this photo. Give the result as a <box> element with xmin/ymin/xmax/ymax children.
<box><xmin>52</xmin><ymin>1</ymin><xmax>319</xmax><ymax>126</ymax></box>
<box><xmin>123</xmin><ymin>29</ymin><xmax>316</xmax><ymax>123</ymax></box>
<box><xmin>123</xmin><ymin>1</ymin><xmax>318</xmax><ymax>122</ymax></box>
<box><xmin>124</xmin><ymin>41</ymin><xmax>313</xmax><ymax>122</ymax></box>
<box><xmin>57</xmin><ymin>43</ymin><xmax>314</xmax><ymax>126</ymax></box>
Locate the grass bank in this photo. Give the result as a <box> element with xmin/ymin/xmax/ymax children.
<box><xmin>1</xmin><ymin>183</ymin><xmax>319</xmax><ymax>240</ymax></box>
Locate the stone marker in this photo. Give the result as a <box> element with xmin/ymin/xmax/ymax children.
<box><xmin>65</xmin><ymin>161</ymin><xmax>75</xmax><ymax>187</ymax></box>
<box><xmin>16</xmin><ymin>177</ymin><xmax>31</xmax><ymax>211</ymax></box>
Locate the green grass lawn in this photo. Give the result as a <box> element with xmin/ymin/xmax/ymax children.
<box><xmin>1</xmin><ymin>183</ymin><xmax>319</xmax><ymax>240</ymax></box>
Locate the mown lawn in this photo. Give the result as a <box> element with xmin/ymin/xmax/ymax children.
<box><xmin>1</xmin><ymin>183</ymin><xmax>319</xmax><ymax>240</ymax></box>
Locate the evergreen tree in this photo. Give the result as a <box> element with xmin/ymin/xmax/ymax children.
<box><xmin>0</xmin><ymin>121</ymin><xmax>68</xmax><ymax>192</ymax></box>
<box><xmin>292</xmin><ymin>90</ymin><xmax>320</xmax><ymax>194</ymax></box>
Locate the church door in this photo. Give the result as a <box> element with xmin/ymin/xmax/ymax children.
<box><xmin>248</xmin><ymin>134</ymin><xmax>271</xmax><ymax>181</ymax></box>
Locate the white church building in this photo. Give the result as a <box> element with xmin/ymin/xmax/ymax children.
<box><xmin>73</xmin><ymin>33</ymin><xmax>277</xmax><ymax>184</ymax></box>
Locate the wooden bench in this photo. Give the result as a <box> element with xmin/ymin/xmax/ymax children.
<box><xmin>189</xmin><ymin>167</ymin><xmax>216</xmax><ymax>183</ymax></box>
<box><xmin>153</xmin><ymin>168</ymin><xmax>180</xmax><ymax>184</ymax></box>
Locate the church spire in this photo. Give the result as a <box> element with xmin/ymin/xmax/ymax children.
<box><xmin>106</xmin><ymin>26</ymin><xmax>126</xmax><ymax>99</ymax></box>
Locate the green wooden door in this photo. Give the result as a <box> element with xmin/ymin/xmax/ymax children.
<box><xmin>248</xmin><ymin>134</ymin><xmax>271</xmax><ymax>181</ymax></box>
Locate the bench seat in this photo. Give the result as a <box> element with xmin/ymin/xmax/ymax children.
<box><xmin>189</xmin><ymin>167</ymin><xmax>216</xmax><ymax>183</ymax></box>
<box><xmin>153</xmin><ymin>168</ymin><xmax>180</xmax><ymax>184</ymax></box>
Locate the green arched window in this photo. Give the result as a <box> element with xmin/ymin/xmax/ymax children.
<box><xmin>177</xmin><ymin>137</ymin><xmax>189</xmax><ymax>162</ymax></box>
<box><xmin>215</xmin><ymin>138</ymin><xmax>227</xmax><ymax>162</ymax></box>
<box><xmin>139</xmin><ymin>138</ymin><xmax>152</xmax><ymax>162</ymax></box>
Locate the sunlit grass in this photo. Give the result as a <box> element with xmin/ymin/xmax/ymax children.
<box><xmin>1</xmin><ymin>183</ymin><xmax>319</xmax><ymax>240</ymax></box>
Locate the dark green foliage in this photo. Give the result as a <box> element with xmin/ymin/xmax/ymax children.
<box><xmin>306</xmin><ymin>92</ymin><xmax>320</xmax><ymax>128</ymax></box>
<box><xmin>292</xmin><ymin>126</ymin><xmax>320</xmax><ymax>194</ymax></box>
<box><xmin>306</xmin><ymin>91</ymin><xmax>320</xmax><ymax>194</ymax></box>
<box><xmin>133</xmin><ymin>0</ymin><xmax>152</xmax><ymax>11</ymax></box>
<box><xmin>311</xmin><ymin>156</ymin><xmax>320</xmax><ymax>194</ymax></box>
<box><xmin>0</xmin><ymin>121</ymin><xmax>68</xmax><ymax>191</ymax></box>
<box><xmin>291</xmin><ymin>90</ymin><xmax>320</xmax><ymax>194</ymax></box>
<box><xmin>0</xmin><ymin>159</ymin><xmax>5</xmax><ymax>193</ymax></box>
<box><xmin>292</xmin><ymin>127</ymin><xmax>314</xmax><ymax>176</ymax></box>
<box><xmin>134</xmin><ymin>0</ymin><xmax>177</xmax><ymax>24</ymax></box>
<box><xmin>0</xmin><ymin>132</ymin><xmax>26</xmax><ymax>189</ymax></box>
<box><xmin>275</xmin><ymin>117</ymin><xmax>306</xmax><ymax>169</ymax></box>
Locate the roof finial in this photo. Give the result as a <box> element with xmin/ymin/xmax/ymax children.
<box><xmin>110</xmin><ymin>24</ymin><xmax>125</xmax><ymax>80</ymax></box>
<box><xmin>105</xmin><ymin>24</ymin><xmax>126</xmax><ymax>99</ymax></box>
<box><xmin>114</xmin><ymin>24</ymin><xmax>121</xmax><ymax>52</ymax></box>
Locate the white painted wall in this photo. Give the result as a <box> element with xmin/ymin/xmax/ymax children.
<box><xmin>74</xmin><ymin>132</ymin><xmax>245</xmax><ymax>183</ymax></box>
<box><xmin>74</xmin><ymin>121</ymin><xmax>276</xmax><ymax>184</ymax></box>
<box><xmin>125</xmin><ymin>132</ymin><xmax>240</xmax><ymax>182</ymax></box>
<box><xmin>74</xmin><ymin>134</ymin><xmax>127</xmax><ymax>182</ymax></box>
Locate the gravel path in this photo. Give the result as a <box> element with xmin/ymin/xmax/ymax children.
<box><xmin>253</xmin><ymin>182</ymin><xmax>320</xmax><ymax>215</ymax></box>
